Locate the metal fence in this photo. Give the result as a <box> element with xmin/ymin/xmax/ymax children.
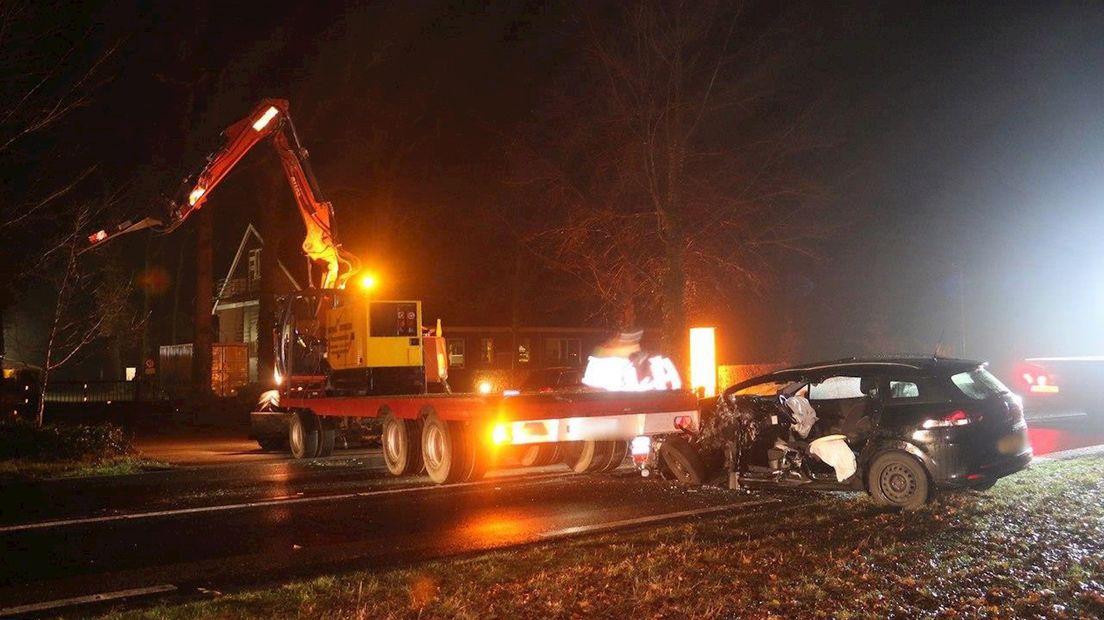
<box><xmin>43</xmin><ymin>380</ymin><xmax>163</xmax><ymax>403</ymax></box>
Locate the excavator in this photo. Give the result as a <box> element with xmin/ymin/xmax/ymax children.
<box><xmin>89</xmin><ymin>99</ymin><xmax>447</xmax><ymax>399</ymax></box>
<box><xmin>88</xmin><ymin>98</ymin><xmax>358</xmax><ymax>290</ymax></box>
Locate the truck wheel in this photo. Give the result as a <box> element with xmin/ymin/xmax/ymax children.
<box><xmin>422</xmin><ymin>413</ymin><xmax>467</xmax><ymax>484</ymax></box>
<box><xmin>868</xmin><ymin>451</ymin><xmax>929</xmax><ymax>511</ymax></box>
<box><xmin>289</xmin><ymin>411</ymin><xmax>320</xmax><ymax>459</ymax></box>
<box><xmin>455</xmin><ymin>422</ymin><xmax>489</xmax><ymax>482</ymax></box>
<box><xmin>318</xmin><ymin>421</ymin><xmax>336</xmax><ymax>457</ymax></box>
<box><xmin>659</xmin><ymin>437</ymin><xmax>706</xmax><ymax>485</ymax></box>
<box><xmin>564</xmin><ymin>440</ymin><xmax>614</xmax><ymax>473</ymax></box>
<box><xmin>598</xmin><ymin>441</ymin><xmax>628</xmax><ymax>472</ymax></box>
<box><xmin>517</xmin><ymin>442</ymin><xmax>558</xmax><ymax>467</ymax></box>
<box><xmin>382</xmin><ymin>413</ymin><xmax>423</xmax><ymax>476</ymax></box>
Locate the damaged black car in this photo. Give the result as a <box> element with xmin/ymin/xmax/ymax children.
<box><xmin>645</xmin><ymin>357</ymin><xmax>1033</xmax><ymax>510</ymax></box>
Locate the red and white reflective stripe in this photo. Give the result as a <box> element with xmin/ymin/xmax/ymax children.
<box><xmin>502</xmin><ymin>410</ymin><xmax>699</xmax><ymax>445</ymax></box>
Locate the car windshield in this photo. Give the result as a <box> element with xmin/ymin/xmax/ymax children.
<box><xmin>950</xmin><ymin>368</ymin><xmax>1010</xmax><ymax>400</ymax></box>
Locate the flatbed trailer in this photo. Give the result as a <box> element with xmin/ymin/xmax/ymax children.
<box><xmin>251</xmin><ymin>388</ymin><xmax>700</xmax><ymax>483</ymax></box>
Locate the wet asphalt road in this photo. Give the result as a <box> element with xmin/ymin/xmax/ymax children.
<box><xmin>0</xmin><ymin>455</ymin><xmax>777</xmax><ymax>614</ymax></box>
<box><xmin>0</xmin><ymin>414</ymin><xmax>1097</xmax><ymax>615</ymax></box>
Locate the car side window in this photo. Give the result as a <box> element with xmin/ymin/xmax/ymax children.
<box><xmin>808</xmin><ymin>376</ymin><xmax>864</xmax><ymax>400</ymax></box>
<box><xmin>732</xmin><ymin>380</ymin><xmax>788</xmax><ymax>397</ymax></box>
<box><xmin>889</xmin><ymin>380</ymin><xmax>920</xmax><ymax>399</ymax></box>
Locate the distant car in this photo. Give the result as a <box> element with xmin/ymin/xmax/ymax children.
<box><xmin>661</xmin><ymin>357</ymin><xmax>1032</xmax><ymax>509</ymax></box>
<box><xmin>1014</xmin><ymin>356</ymin><xmax>1104</xmax><ymax>421</ymax></box>
<box><xmin>519</xmin><ymin>366</ymin><xmax>585</xmax><ymax>393</ymax></box>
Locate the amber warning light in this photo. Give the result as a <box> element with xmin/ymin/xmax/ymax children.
<box><xmin>689</xmin><ymin>327</ymin><xmax>717</xmax><ymax>398</ymax></box>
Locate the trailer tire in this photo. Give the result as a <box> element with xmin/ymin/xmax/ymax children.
<box><xmin>659</xmin><ymin>436</ymin><xmax>706</xmax><ymax>485</ymax></box>
<box><xmin>517</xmin><ymin>442</ymin><xmax>558</xmax><ymax>467</ymax></box>
<box><xmin>455</xmin><ymin>422</ymin><xmax>489</xmax><ymax>482</ymax></box>
<box><xmin>289</xmin><ymin>410</ymin><xmax>320</xmax><ymax>459</ymax></box>
<box><xmin>382</xmin><ymin>413</ymin><xmax>422</xmax><ymax>476</ymax></box>
<box><xmin>421</xmin><ymin>413</ymin><xmax>468</xmax><ymax>484</ymax></box>
<box><xmin>598</xmin><ymin>441</ymin><xmax>628</xmax><ymax>472</ymax></box>
<box><xmin>318</xmin><ymin>420</ymin><xmax>336</xmax><ymax>457</ymax></box>
<box><xmin>564</xmin><ymin>440</ymin><xmax>614</xmax><ymax>473</ymax></box>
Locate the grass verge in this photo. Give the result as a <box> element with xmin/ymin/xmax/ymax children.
<box><xmin>100</xmin><ymin>456</ymin><xmax>1103</xmax><ymax>619</ymax></box>
<box><xmin>0</xmin><ymin>422</ymin><xmax>171</xmax><ymax>481</ymax></box>
<box><xmin>0</xmin><ymin>456</ymin><xmax>172</xmax><ymax>481</ymax></box>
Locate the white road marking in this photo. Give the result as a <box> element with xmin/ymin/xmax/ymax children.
<box><xmin>0</xmin><ymin>584</ymin><xmax>177</xmax><ymax>617</ymax></box>
<box><xmin>537</xmin><ymin>498</ymin><xmax>782</xmax><ymax>539</ymax></box>
<box><xmin>0</xmin><ymin>472</ymin><xmax>576</xmax><ymax>534</ymax></box>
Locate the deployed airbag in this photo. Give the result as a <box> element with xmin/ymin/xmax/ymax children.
<box><xmin>808</xmin><ymin>435</ymin><xmax>856</xmax><ymax>482</ymax></box>
<box><xmin>785</xmin><ymin>395</ymin><xmax>818</xmax><ymax>439</ymax></box>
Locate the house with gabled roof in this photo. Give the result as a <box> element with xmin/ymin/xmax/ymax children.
<box><xmin>213</xmin><ymin>224</ymin><xmax>302</xmax><ymax>382</ymax></box>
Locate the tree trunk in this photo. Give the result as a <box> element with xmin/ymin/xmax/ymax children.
<box><xmin>257</xmin><ymin>180</ymin><xmax>282</xmax><ymax>388</ymax></box>
<box><xmin>192</xmin><ymin>207</ymin><xmax>213</xmax><ymax>397</ymax></box>
<box><xmin>661</xmin><ymin>242</ymin><xmax>688</xmax><ymax>375</ymax></box>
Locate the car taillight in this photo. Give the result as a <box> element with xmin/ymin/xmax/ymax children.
<box><xmin>1025</xmin><ymin>373</ymin><xmax>1060</xmax><ymax>394</ymax></box>
<box><xmin>922</xmin><ymin>409</ymin><xmax>975</xmax><ymax>429</ymax></box>
<box><xmin>1019</xmin><ymin>365</ymin><xmax>1059</xmax><ymax>394</ymax></box>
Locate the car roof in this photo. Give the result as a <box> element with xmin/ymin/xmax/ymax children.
<box><xmin>732</xmin><ymin>356</ymin><xmax>984</xmax><ymax>390</ymax></box>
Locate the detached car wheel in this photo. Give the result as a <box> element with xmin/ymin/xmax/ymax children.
<box><xmin>868</xmin><ymin>451</ymin><xmax>929</xmax><ymax>510</ymax></box>
<box><xmin>659</xmin><ymin>437</ymin><xmax>706</xmax><ymax>485</ymax></box>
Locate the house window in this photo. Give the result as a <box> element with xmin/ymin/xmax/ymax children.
<box><xmin>545</xmin><ymin>338</ymin><xmax>582</xmax><ymax>365</ymax></box>
<box><xmin>247</xmin><ymin>248</ymin><xmax>261</xmax><ymax>281</ymax></box>
<box><xmin>480</xmin><ymin>338</ymin><xmax>494</xmax><ymax>364</ymax></box>
<box><xmin>517</xmin><ymin>338</ymin><xmax>530</xmax><ymax>364</ymax></box>
<box><xmin>447</xmin><ymin>339</ymin><xmax>466</xmax><ymax>369</ymax></box>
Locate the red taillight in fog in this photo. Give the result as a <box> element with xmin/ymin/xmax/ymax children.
<box><xmin>922</xmin><ymin>409</ymin><xmax>974</xmax><ymax>429</ymax></box>
<box><xmin>1019</xmin><ymin>364</ymin><xmax>1060</xmax><ymax>394</ymax></box>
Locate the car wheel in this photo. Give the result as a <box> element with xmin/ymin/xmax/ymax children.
<box><xmin>659</xmin><ymin>437</ymin><xmax>706</xmax><ymax>485</ymax></box>
<box><xmin>868</xmin><ymin>451</ymin><xmax>929</xmax><ymax>510</ymax></box>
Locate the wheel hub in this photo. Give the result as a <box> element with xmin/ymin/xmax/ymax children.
<box><xmin>425</xmin><ymin>424</ymin><xmax>445</xmax><ymax>470</ymax></box>
<box><xmin>880</xmin><ymin>463</ymin><xmax>916</xmax><ymax>503</ymax></box>
<box><xmin>384</xmin><ymin>422</ymin><xmax>401</xmax><ymax>463</ymax></box>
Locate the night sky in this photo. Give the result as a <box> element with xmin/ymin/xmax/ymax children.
<box><xmin>4</xmin><ymin>0</ymin><xmax>1104</xmax><ymax>379</ymax></box>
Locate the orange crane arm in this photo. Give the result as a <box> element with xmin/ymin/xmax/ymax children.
<box><xmin>89</xmin><ymin>98</ymin><xmax>358</xmax><ymax>289</ymax></box>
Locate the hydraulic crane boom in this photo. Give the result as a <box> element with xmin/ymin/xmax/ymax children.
<box><xmin>88</xmin><ymin>98</ymin><xmax>359</xmax><ymax>289</ymax></box>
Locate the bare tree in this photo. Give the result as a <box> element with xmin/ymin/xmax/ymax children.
<box><xmin>0</xmin><ymin>1</ymin><xmax>118</xmax><ymax>366</ymax></box>
<box><xmin>35</xmin><ymin>203</ymin><xmax>141</xmax><ymax>426</ymax></box>
<box><xmin>510</xmin><ymin>1</ymin><xmax>836</xmax><ymax>368</ymax></box>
